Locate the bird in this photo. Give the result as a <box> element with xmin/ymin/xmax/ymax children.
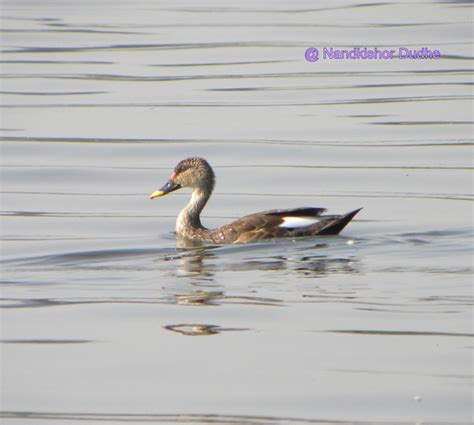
<box><xmin>150</xmin><ymin>157</ymin><xmax>361</xmax><ymax>244</ymax></box>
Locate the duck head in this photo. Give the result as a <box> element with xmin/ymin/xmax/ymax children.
<box><xmin>150</xmin><ymin>157</ymin><xmax>215</xmax><ymax>199</ymax></box>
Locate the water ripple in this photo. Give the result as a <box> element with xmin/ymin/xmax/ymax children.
<box><xmin>326</xmin><ymin>330</ymin><xmax>473</xmax><ymax>338</ymax></box>
<box><xmin>0</xmin><ymin>411</ymin><xmax>384</xmax><ymax>424</ymax></box>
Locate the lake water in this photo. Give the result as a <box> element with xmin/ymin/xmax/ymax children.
<box><xmin>0</xmin><ymin>1</ymin><xmax>473</xmax><ymax>424</ymax></box>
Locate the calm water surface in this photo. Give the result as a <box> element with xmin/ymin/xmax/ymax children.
<box><xmin>0</xmin><ymin>1</ymin><xmax>473</xmax><ymax>424</ymax></box>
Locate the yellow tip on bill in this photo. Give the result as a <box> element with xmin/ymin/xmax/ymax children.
<box><xmin>150</xmin><ymin>190</ymin><xmax>165</xmax><ymax>199</ymax></box>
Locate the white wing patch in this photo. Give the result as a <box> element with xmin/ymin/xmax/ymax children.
<box><xmin>279</xmin><ymin>216</ymin><xmax>321</xmax><ymax>228</ymax></box>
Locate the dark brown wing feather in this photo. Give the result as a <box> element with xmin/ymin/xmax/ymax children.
<box><xmin>316</xmin><ymin>208</ymin><xmax>362</xmax><ymax>235</ymax></box>
<box><xmin>211</xmin><ymin>208</ymin><xmax>361</xmax><ymax>244</ymax></box>
<box><xmin>254</xmin><ymin>207</ymin><xmax>327</xmax><ymax>217</ymax></box>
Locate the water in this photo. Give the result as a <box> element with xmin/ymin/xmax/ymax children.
<box><xmin>0</xmin><ymin>1</ymin><xmax>473</xmax><ymax>423</ymax></box>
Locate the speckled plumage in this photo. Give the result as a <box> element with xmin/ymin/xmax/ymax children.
<box><xmin>150</xmin><ymin>157</ymin><xmax>361</xmax><ymax>244</ymax></box>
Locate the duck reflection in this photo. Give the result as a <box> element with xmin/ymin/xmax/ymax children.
<box><xmin>174</xmin><ymin>290</ymin><xmax>224</xmax><ymax>306</ymax></box>
<box><xmin>163</xmin><ymin>323</ymin><xmax>248</xmax><ymax>336</ymax></box>
<box><xmin>295</xmin><ymin>255</ymin><xmax>359</xmax><ymax>277</ymax></box>
<box><xmin>174</xmin><ymin>237</ymin><xmax>360</xmax><ymax>280</ymax></box>
<box><xmin>171</xmin><ymin>290</ymin><xmax>283</xmax><ymax>307</ymax></box>
<box><xmin>174</xmin><ymin>239</ymin><xmax>217</xmax><ymax>282</ymax></box>
<box><xmin>162</xmin><ymin>238</ymin><xmax>359</xmax><ymax>336</ymax></box>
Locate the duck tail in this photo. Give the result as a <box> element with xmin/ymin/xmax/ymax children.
<box><xmin>318</xmin><ymin>208</ymin><xmax>362</xmax><ymax>235</ymax></box>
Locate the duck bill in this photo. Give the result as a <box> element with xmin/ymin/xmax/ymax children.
<box><xmin>150</xmin><ymin>179</ymin><xmax>181</xmax><ymax>199</ymax></box>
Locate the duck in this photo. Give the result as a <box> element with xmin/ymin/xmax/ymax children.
<box><xmin>150</xmin><ymin>157</ymin><xmax>361</xmax><ymax>244</ymax></box>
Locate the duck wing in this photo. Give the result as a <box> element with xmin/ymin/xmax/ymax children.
<box><xmin>255</xmin><ymin>207</ymin><xmax>327</xmax><ymax>217</ymax></box>
<box><xmin>214</xmin><ymin>207</ymin><xmax>361</xmax><ymax>243</ymax></box>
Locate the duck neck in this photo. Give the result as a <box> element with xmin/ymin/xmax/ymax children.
<box><xmin>176</xmin><ymin>187</ymin><xmax>211</xmax><ymax>234</ymax></box>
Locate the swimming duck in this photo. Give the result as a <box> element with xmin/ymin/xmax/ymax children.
<box><xmin>150</xmin><ymin>157</ymin><xmax>361</xmax><ymax>244</ymax></box>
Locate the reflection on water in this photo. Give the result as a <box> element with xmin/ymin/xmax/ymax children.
<box><xmin>0</xmin><ymin>237</ymin><xmax>360</xmax><ymax>312</ymax></box>
<box><xmin>163</xmin><ymin>324</ymin><xmax>249</xmax><ymax>336</ymax></box>
<box><xmin>173</xmin><ymin>290</ymin><xmax>282</xmax><ymax>307</ymax></box>
<box><xmin>174</xmin><ymin>238</ymin><xmax>361</xmax><ymax>281</ymax></box>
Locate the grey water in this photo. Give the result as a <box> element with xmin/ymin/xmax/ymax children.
<box><xmin>0</xmin><ymin>0</ymin><xmax>473</xmax><ymax>424</ymax></box>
